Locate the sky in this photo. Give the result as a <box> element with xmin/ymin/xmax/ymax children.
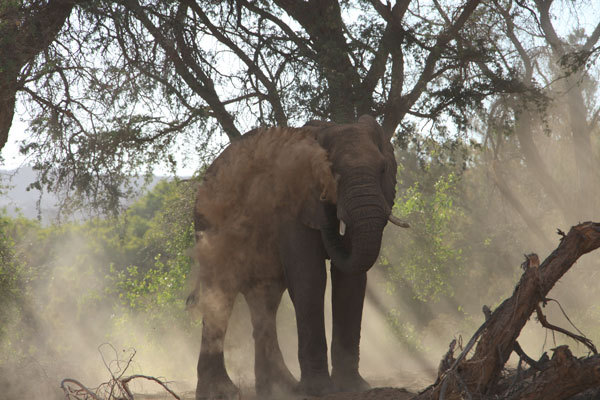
<box><xmin>1</xmin><ymin>109</ymin><xmax>28</xmax><ymax>171</ymax></box>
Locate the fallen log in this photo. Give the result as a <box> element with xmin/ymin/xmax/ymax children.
<box><xmin>505</xmin><ymin>346</ymin><xmax>600</xmax><ymax>400</ymax></box>
<box><xmin>415</xmin><ymin>222</ymin><xmax>600</xmax><ymax>400</ymax></box>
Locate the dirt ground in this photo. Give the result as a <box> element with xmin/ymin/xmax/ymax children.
<box><xmin>135</xmin><ymin>387</ymin><xmax>415</xmax><ymax>400</ymax></box>
<box><xmin>130</xmin><ymin>366</ymin><xmax>431</xmax><ymax>400</ymax></box>
<box><xmin>134</xmin><ymin>384</ymin><xmax>600</xmax><ymax>400</ymax></box>
<box><xmin>134</xmin><ymin>376</ymin><xmax>421</xmax><ymax>400</ymax></box>
<box><xmin>137</xmin><ymin>368</ymin><xmax>429</xmax><ymax>400</ymax></box>
<box><xmin>309</xmin><ymin>387</ymin><xmax>415</xmax><ymax>400</ymax></box>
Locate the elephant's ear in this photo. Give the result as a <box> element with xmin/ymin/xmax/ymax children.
<box><xmin>299</xmin><ymin>172</ymin><xmax>337</xmax><ymax>230</ymax></box>
<box><xmin>299</xmin><ymin>193</ymin><xmax>329</xmax><ymax>230</ymax></box>
<box><xmin>299</xmin><ymin>132</ymin><xmax>338</xmax><ymax>230</ymax></box>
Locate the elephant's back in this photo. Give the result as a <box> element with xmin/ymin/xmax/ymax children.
<box><xmin>192</xmin><ymin>127</ymin><xmax>335</xmax><ymax>282</ymax></box>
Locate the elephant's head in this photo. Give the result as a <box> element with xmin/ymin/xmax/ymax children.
<box><xmin>301</xmin><ymin>115</ymin><xmax>399</xmax><ymax>274</ymax></box>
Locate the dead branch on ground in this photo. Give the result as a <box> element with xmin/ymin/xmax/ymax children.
<box><xmin>415</xmin><ymin>221</ymin><xmax>600</xmax><ymax>400</ymax></box>
<box><xmin>61</xmin><ymin>344</ymin><xmax>181</xmax><ymax>400</ymax></box>
<box><xmin>121</xmin><ymin>375</ymin><xmax>182</xmax><ymax>400</ymax></box>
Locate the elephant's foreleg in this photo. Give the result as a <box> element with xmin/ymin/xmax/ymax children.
<box><xmin>279</xmin><ymin>222</ymin><xmax>334</xmax><ymax>396</ymax></box>
<box><xmin>243</xmin><ymin>280</ymin><xmax>297</xmax><ymax>396</ymax></box>
<box><xmin>330</xmin><ymin>266</ymin><xmax>370</xmax><ymax>392</ymax></box>
<box><xmin>195</xmin><ymin>286</ymin><xmax>238</xmax><ymax>400</ymax></box>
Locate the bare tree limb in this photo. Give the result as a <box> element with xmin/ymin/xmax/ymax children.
<box><xmin>416</xmin><ymin>222</ymin><xmax>600</xmax><ymax>399</ymax></box>
<box><xmin>121</xmin><ymin>375</ymin><xmax>182</xmax><ymax>400</ymax></box>
<box><xmin>506</xmin><ymin>346</ymin><xmax>600</xmax><ymax>400</ymax></box>
<box><xmin>183</xmin><ymin>0</ymin><xmax>288</xmax><ymax>127</ymax></box>
<box><xmin>119</xmin><ymin>0</ymin><xmax>242</xmax><ymax>141</ymax></box>
<box><xmin>534</xmin><ymin>303</ymin><xmax>597</xmax><ymax>355</ymax></box>
<box><xmin>382</xmin><ymin>0</ymin><xmax>482</xmax><ymax>134</ymax></box>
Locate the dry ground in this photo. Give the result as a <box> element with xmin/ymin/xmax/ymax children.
<box><xmin>134</xmin><ymin>387</ymin><xmax>415</xmax><ymax>400</ymax></box>
<box><xmin>131</xmin><ymin>372</ymin><xmax>425</xmax><ymax>400</ymax></box>
<box><xmin>308</xmin><ymin>387</ymin><xmax>414</xmax><ymax>400</ymax></box>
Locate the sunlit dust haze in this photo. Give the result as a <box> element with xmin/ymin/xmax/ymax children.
<box><xmin>2</xmin><ymin>104</ymin><xmax>600</xmax><ymax>400</ymax></box>
<box><xmin>0</xmin><ymin>137</ymin><xmax>600</xmax><ymax>399</ymax></box>
<box><xmin>2</xmin><ymin>4</ymin><xmax>600</xmax><ymax>395</ymax></box>
<box><xmin>2</xmin><ymin>99</ymin><xmax>600</xmax><ymax>400</ymax></box>
<box><xmin>0</xmin><ymin>228</ymin><xmax>201</xmax><ymax>398</ymax></box>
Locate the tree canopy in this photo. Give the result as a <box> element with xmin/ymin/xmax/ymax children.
<box><xmin>0</xmin><ymin>0</ymin><xmax>599</xmax><ymax>225</ymax></box>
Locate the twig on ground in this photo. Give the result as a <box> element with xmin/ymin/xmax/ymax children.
<box><xmin>61</xmin><ymin>344</ymin><xmax>181</xmax><ymax>400</ymax></box>
<box><xmin>121</xmin><ymin>375</ymin><xmax>182</xmax><ymax>400</ymax></box>
<box><xmin>60</xmin><ymin>378</ymin><xmax>102</xmax><ymax>400</ymax></box>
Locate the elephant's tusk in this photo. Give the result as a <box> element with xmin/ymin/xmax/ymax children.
<box><xmin>339</xmin><ymin>220</ymin><xmax>346</xmax><ymax>236</ymax></box>
<box><xmin>388</xmin><ymin>215</ymin><xmax>410</xmax><ymax>228</ymax></box>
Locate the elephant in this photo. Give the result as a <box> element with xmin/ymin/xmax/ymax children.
<box><xmin>188</xmin><ymin>115</ymin><xmax>406</xmax><ymax>399</ymax></box>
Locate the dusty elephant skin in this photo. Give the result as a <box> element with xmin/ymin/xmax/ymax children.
<box><xmin>188</xmin><ymin>115</ymin><xmax>397</xmax><ymax>400</ymax></box>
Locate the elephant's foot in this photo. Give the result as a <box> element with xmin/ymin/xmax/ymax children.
<box><xmin>195</xmin><ymin>375</ymin><xmax>238</xmax><ymax>400</ymax></box>
<box><xmin>256</xmin><ymin>365</ymin><xmax>298</xmax><ymax>397</ymax></box>
<box><xmin>331</xmin><ymin>369</ymin><xmax>371</xmax><ymax>393</ymax></box>
<box><xmin>295</xmin><ymin>374</ymin><xmax>336</xmax><ymax>397</ymax></box>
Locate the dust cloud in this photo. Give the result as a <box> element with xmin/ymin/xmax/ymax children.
<box><xmin>4</xmin><ymin>209</ymin><xmax>600</xmax><ymax>399</ymax></box>
<box><xmin>202</xmin><ymin>265</ymin><xmax>440</xmax><ymax>395</ymax></box>
<box><xmin>2</xmin><ymin>215</ymin><xmax>600</xmax><ymax>399</ymax></box>
<box><xmin>2</xmin><ymin>112</ymin><xmax>600</xmax><ymax>399</ymax></box>
<box><xmin>0</xmin><ymin>227</ymin><xmax>451</xmax><ymax>399</ymax></box>
<box><xmin>0</xmin><ymin>231</ymin><xmax>200</xmax><ymax>399</ymax></box>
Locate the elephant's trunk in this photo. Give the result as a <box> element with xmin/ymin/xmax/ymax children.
<box><xmin>320</xmin><ymin>173</ymin><xmax>388</xmax><ymax>274</ymax></box>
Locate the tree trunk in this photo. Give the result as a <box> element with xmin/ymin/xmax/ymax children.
<box><xmin>0</xmin><ymin>0</ymin><xmax>85</xmax><ymax>152</ymax></box>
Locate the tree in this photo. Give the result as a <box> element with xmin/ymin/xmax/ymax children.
<box><xmin>6</xmin><ymin>0</ymin><xmax>598</xmax><ymax>231</ymax></box>
<box><xmin>474</xmin><ymin>0</ymin><xmax>600</xmax><ymax>231</ymax></box>
<box><xmin>3</xmin><ymin>0</ymin><xmax>517</xmax><ymax>212</ymax></box>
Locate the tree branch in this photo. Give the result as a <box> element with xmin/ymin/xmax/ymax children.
<box><xmin>382</xmin><ymin>0</ymin><xmax>482</xmax><ymax>134</ymax></box>
<box><xmin>184</xmin><ymin>0</ymin><xmax>288</xmax><ymax>126</ymax></box>
<box><xmin>272</xmin><ymin>0</ymin><xmax>361</xmax><ymax>122</ymax></box>
<box><xmin>119</xmin><ymin>0</ymin><xmax>241</xmax><ymax>140</ymax></box>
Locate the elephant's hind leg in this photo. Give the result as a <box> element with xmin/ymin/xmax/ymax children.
<box><xmin>195</xmin><ymin>285</ymin><xmax>238</xmax><ymax>400</ymax></box>
<box><xmin>243</xmin><ymin>280</ymin><xmax>297</xmax><ymax>397</ymax></box>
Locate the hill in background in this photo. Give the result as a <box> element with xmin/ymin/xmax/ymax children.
<box><xmin>0</xmin><ymin>166</ymin><xmax>163</xmax><ymax>222</ymax></box>
<box><xmin>0</xmin><ymin>167</ymin><xmax>61</xmax><ymax>221</ymax></box>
